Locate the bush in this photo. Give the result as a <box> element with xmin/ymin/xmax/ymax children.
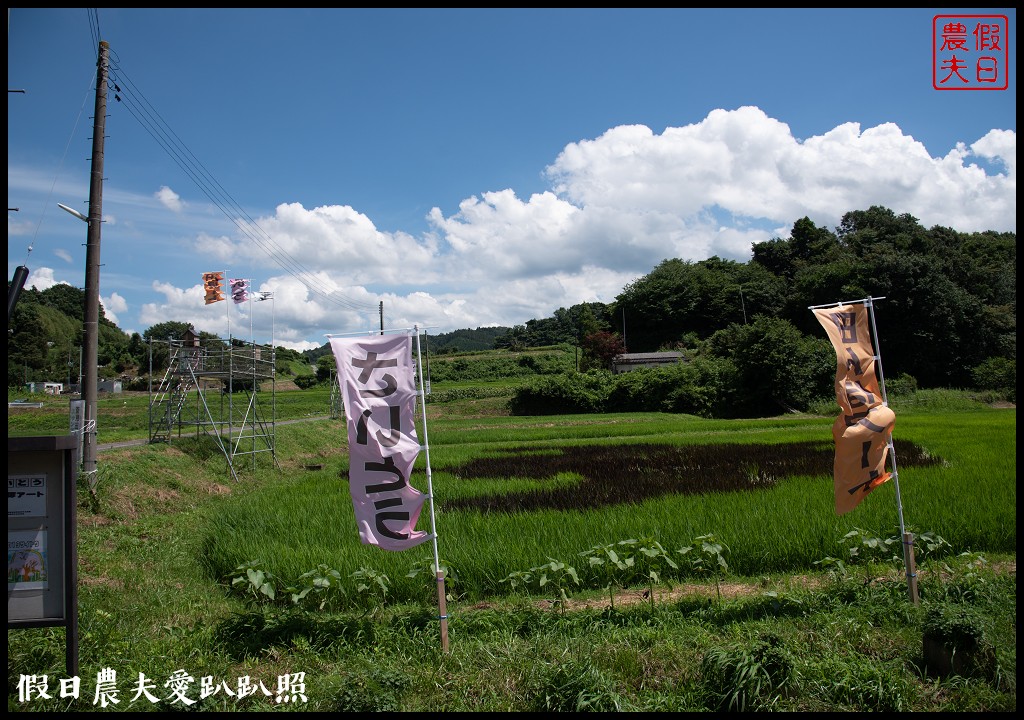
<box><xmin>921</xmin><ymin>603</ymin><xmax>998</xmax><ymax>680</ymax></box>
<box><xmin>971</xmin><ymin>357</ymin><xmax>1015</xmax><ymax>402</ymax></box>
<box><xmin>428</xmin><ymin>350</ymin><xmax>573</xmax><ymax>383</ymax></box>
<box><xmin>508</xmin><ymin>372</ymin><xmax>611</xmax><ymax>415</ymax></box>
<box><xmin>705</xmin><ymin>317</ymin><xmax>834</xmax><ymax>416</ymax></box>
<box><xmin>126</xmin><ymin>375</ymin><xmax>150</xmax><ymax>391</ymax></box>
<box><xmin>661</xmin><ymin>356</ymin><xmax>738</xmax><ymax>417</ymax></box>
<box><xmin>885</xmin><ymin>372</ymin><xmax>918</xmax><ymax>396</ymax></box>
<box><xmin>604</xmin><ymin>367</ymin><xmax>673</xmax><ymax>413</ymax></box>
<box><xmin>512</xmin><ymin>358</ymin><xmax>738</xmax><ymax>418</ymax></box>
<box><xmin>294</xmin><ymin>374</ymin><xmax>319</xmax><ymax>389</ymax></box>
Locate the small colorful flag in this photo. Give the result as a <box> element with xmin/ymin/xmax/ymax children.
<box><xmin>229</xmin><ymin>278</ymin><xmax>250</xmax><ymax>304</ymax></box>
<box><xmin>202</xmin><ymin>272</ymin><xmax>224</xmax><ymax>305</ymax></box>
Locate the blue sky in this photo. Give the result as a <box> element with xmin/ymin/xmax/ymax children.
<box><xmin>8</xmin><ymin>8</ymin><xmax>1016</xmax><ymax>351</ymax></box>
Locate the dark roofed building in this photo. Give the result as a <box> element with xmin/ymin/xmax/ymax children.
<box><xmin>612</xmin><ymin>351</ymin><xmax>685</xmax><ymax>374</ymax></box>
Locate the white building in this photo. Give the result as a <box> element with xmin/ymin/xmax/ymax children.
<box><xmin>24</xmin><ymin>381</ymin><xmax>63</xmax><ymax>395</ymax></box>
<box><xmin>97</xmin><ymin>379</ymin><xmax>123</xmax><ymax>393</ymax></box>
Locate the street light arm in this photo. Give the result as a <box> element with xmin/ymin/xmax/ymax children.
<box><xmin>57</xmin><ymin>203</ymin><xmax>90</xmax><ymax>223</ymax></box>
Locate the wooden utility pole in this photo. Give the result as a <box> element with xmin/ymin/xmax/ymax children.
<box><xmin>81</xmin><ymin>40</ymin><xmax>110</xmax><ymax>490</ymax></box>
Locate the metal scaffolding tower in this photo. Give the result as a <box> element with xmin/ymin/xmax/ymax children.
<box><xmin>148</xmin><ymin>334</ymin><xmax>279</xmax><ymax>480</ymax></box>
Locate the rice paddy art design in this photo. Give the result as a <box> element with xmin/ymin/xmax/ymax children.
<box><xmin>443</xmin><ymin>439</ymin><xmax>942</xmax><ymax>514</ymax></box>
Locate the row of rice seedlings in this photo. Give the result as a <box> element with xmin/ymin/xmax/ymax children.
<box><xmin>201</xmin><ymin>408</ymin><xmax>1014</xmax><ymax>607</ymax></box>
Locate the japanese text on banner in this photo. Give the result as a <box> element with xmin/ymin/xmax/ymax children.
<box><xmin>330</xmin><ymin>334</ymin><xmax>429</xmax><ymax>550</ymax></box>
<box><xmin>813</xmin><ymin>304</ymin><xmax>895</xmax><ymax>515</ymax></box>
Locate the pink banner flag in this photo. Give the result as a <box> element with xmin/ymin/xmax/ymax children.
<box><xmin>330</xmin><ymin>334</ymin><xmax>429</xmax><ymax>550</ymax></box>
<box><xmin>229</xmin><ymin>278</ymin><xmax>250</xmax><ymax>304</ymax></box>
<box><xmin>813</xmin><ymin>304</ymin><xmax>895</xmax><ymax>515</ymax></box>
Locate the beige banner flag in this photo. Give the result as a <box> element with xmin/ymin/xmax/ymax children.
<box><xmin>813</xmin><ymin>304</ymin><xmax>895</xmax><ymax>515</ymax></box>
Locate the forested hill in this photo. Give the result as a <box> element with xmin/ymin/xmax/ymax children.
<box><xmin>302</xmin><ymin>326</ymin><xmax>512</xmax><ymax>365</ymax></box>
<box><xmin>425</xmin><ymin>326</ymin><xmax>513</xmax><ymax>353</ymax></box>
<box><xmin>8</xmin><ymin>205</ymin><xmax>1016</xmax><ymax>396</ymax></box>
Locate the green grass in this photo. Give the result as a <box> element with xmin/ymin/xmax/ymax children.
<box><xmin>196</xmin><ymin>404</ymin><xmax>1014</xmax><ymax>601</ymax></box>
<box><xmin>6</xmin><ymin>386</ymin><xmax>1016</xmax><ymax>711</ymax></box>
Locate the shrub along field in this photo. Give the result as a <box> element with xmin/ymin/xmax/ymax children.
<box><xmin>6</xmin><ymin>383</ymin><xmax>1016</xmax><ymax>712</ymax></box>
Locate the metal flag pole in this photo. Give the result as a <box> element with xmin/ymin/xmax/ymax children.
<box><xmin>225</xmin><ymin>271</ymin><xmax>233</xmax><ymax>458</ymax></box>
<box><xmin>248</xmin><ymin>282</ymin><xmax>255</xmax><ymax>466</ymax></box>
<box><xmin>224</xmin><ymin>270</ymin><xmax>230</xmax><ymax>341</ymax></box>
<box><xmin>863</xmin><ymin>296</ymin><xmax>917</xmax><ymax>604</ymax></box>
<box><xmin>413</xmin><ymin>324</ymin><xmax>448</xmax><ymax>652</ymax></box>
<box><xmin>257</xmin><ymin>291</ymin><xmax>276</xmax><ymax>437</ymax></box>
<box><xmin>809</xmin><ymin>295</ymin><xmax>917</xmax><ymax>604</ymax></box>
<box><xmin>248</xmin><ymin>281</ymin><xmax>254</xmax><ymax>345</ymax></box>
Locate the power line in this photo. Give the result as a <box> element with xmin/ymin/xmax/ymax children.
<box><xmin>11</xmin><ymin>64</ymin><xmax>96</xmax><ymax>268</ymax></box>
<box><xmin>86</xmin><ymin>7</ymin><xmax>101</xmax><ymax>49</ymax></box>
<box><xmin>104</xmin><ymin>52</ymin><xmax>377</xmax><ymax>313</ymax></box>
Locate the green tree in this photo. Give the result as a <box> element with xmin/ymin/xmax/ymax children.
<box><xmin>837</xmin><ymin>206</ymin><xmax>928</xmax><ymax>255</ymax></box>
<box><xmin>750</xmin><ymin>236</ymin><xmax>796</xmax><ymax>280</ymax></box>
<box><xmin>580</xmin><ymin>330</ymin><xmax>625</xmax><ymax>372</ymax></box>
<box><xmin>704</xmin><ymin>316</ymin><xmax>833</xmax><ymax>416</ymax></box>
<box><xmin>98</xmin><ymin>322</ymin><xmax>131</xmax><ymax>376</ymax></box>
<box><xmin>616</xmin><ymin>258</ymin><xmax>704</xmax><ymax>352</ymax></box>
<box><xmin>851</xmin><ymin>246</ymin><xmax>994</xmax><ymax>387</ymax></box>
<box><xmin>7</xmin><ymin>304</ymin><xmax>49</xmax><ymax>386</ymax></box>
<box><xmin>143</xmin><ymin>321</ymin><xmax>195</xmax><ymax>343</ymax></box>
<box><xmin>316</xmin><ymin>354</ymin><xmax>336</xmax><ymax>383</ymax></box>
<box><xmin>572</xmin><ymin>303</ymin><xmax>604</xmax><ymax>338</ymax></box>
<box><xmin>972</xmin><ymin>357</ymin><xmax>1016</xmax><ymax>401</ymax></box>
<box><xmin>38</xmin><ymin>283</ymin><xmax>86</xmax><ymax>320</ymax></box>
<box><xmin>790</xmin><ymin>215</ymin><xmax>842</xmax><ymax>264</ymax></box>
<box><xmin>198</xmin><ymin>330</ymin><xmax>226</xmax><ymax>349</ymax></box>
<box><xmin>616</xmin><ymin>257</ymin><xmax>753</xmax><ymax>351</ymax></box>
<box><xmin>143</xmin><ymin>321</ymin><xmax>195</xmax><ymax>373</ymax></box>
<box><xmin>125</xmin><ymin>332</ymin><xmax>147</xmax><ymax>371</ymax></box>
<box><xmin>495</xmin><ymin>325</ymin><xmax>529</xmax><ymax>351</ymax></box>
